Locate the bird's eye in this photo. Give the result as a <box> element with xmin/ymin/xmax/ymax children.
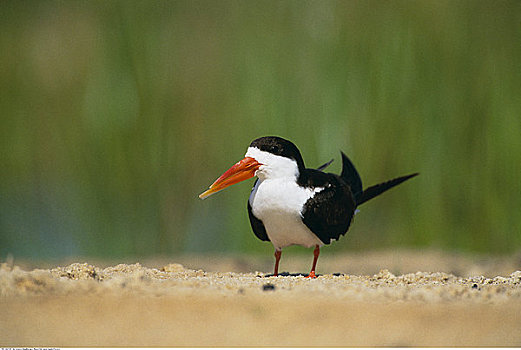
<box><xmin>270</xmin><ymin>145</ymin><xmax>279</xmax><ymax>153</ymax></box>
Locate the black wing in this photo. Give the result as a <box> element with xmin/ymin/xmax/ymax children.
<box><xmin>357</xmin><ymin>173</ymin><xmax>418</xmax><ymax>206</ymax></box>
<box><xmin>247</xmin><ymin>179</ymin><xmax>269</xmax><ymax>242</ymax></box>
<box><xmin>300</xmin><ymin>170</ymin><xmax>357</xmax><ymax>245</ymax></box>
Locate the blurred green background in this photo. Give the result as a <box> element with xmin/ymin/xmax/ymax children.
<box><xmin>1</xmin><ymin>0</ymin><xmax>520</xmax><ymax>260</ymax></box>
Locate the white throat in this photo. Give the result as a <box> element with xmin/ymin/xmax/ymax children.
<box><xmin>244</xmin><ymin>147</ymin><xmax>299</xmax><ymax>181</ymax></box>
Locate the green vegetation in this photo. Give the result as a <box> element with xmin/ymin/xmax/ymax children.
<box><xmin>1</xmin><ymin>1</ymin><xmax>520</xmax><ymax>259</ymax></box>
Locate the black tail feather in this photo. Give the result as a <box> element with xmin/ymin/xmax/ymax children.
<box><xmin>356</xmin><ymin>173</ymin><xmax>419</xmax><ymax>206</ymax></box>
<box><xmin>340</xmin><ymin>152</ymin><xmax>363</xmax><ymax>201</ymax></box>
<box><xmin>316</xmin><ymin>159</ymin><xmax>334</xmax><ymax>172</ymax></box>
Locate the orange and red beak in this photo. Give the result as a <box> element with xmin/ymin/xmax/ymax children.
<box><xmin>199</xmin><ymin>157</ymin><xmax>262</xmax><ymax>199</ymax></box>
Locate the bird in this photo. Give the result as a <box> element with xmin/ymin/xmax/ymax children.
<box><xmin>199</xmin><ymin>136</ymin><xmax>418</xmax><ymax>278</ymax></box>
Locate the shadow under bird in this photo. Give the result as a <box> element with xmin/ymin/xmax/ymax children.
<box><xmin>199</xmin><ymin>136</ymin><xmax>418</xmax><ymax>278</ymax></box>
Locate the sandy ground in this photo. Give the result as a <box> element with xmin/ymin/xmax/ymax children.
<box><xmin>1</xmin><ymin>250</ymin><xmax>521</xmax><ymax>347</ymax></box>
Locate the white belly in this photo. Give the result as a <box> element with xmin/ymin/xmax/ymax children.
<box><xmin>249</xmin><ymin>178</ymin><xmax>324</xmax><ymax>250</ymax></box>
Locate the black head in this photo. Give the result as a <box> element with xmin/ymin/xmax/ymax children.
<box><xmin>249</xmin><ymin>136</ymin><xmax>305</xmax><ymax>170</ymax></box>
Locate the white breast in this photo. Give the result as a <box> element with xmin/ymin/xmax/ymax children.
<box><xmin>249</xmin><ymin>178</ymin><xmax>324</xmax><ymax>249</ymax></box>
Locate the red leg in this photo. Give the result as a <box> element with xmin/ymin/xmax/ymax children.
<box><xmin>273</xmin><ymin>249</ymin><xmax>282</xmax><ymax>276</ymax></box>
<box><xmin>306</xmin><ymin>245</ymin><xmax>320</xmax><ymax>278</ymax></box>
